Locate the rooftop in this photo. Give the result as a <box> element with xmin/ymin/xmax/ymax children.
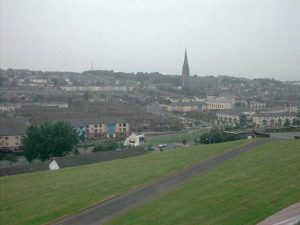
<box><xmin>0</xmin><ymin>117</ymin><xmax>28</xmax><ymax>136</ymax></box>
<box><xmin>217</xmin><ymin>110</ymin><xmax>246</xmax><ymax>116</ymax></box>
<box><xmin>63</xmin><ymin>117</ymin><xmax>128</xmax><ymax>127</ymax></box>
<box><xmin>253</xmin><ymin>112</ymin><xmax>297</xmax><ymax>117</ymax></box>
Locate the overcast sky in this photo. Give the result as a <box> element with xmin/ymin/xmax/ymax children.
<box><xmin>0</xmin><ymin>0</ymin><xmax>299</xmax><ymax>80</ymax></box>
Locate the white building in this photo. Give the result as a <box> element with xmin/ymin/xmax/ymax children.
<box><xmin>252</xmin><ymin>112</ymin><xmax>296</xmax><ymax>128</ymax></box>
<box><xmin>204</xmin><ymin>96</ymin><xmax>235</xmax><ymax>110</ymax></box>
<box><xmin>216</xmin><ymin>110</ymin><xmax>247</xmax><ymax>126</ymax></box>
<box><xmin>284</xmin><ymin>104</ymin><xmax>300</xmax><ymax>113</ymax></box>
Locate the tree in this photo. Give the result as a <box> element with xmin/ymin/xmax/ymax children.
<box><xmin>22</xmin><ymin>121</ymin><xmax>79</xmax><ymax>162</ymax></box>
<box><xmin>182</xmin><ymin>138</ymin><xmax>187</xmax><ymax>145</ymax></box>
<box><xmin>284</xmin><ymin>119</ymin><xmax>290</xmax><ymax>127</ymax></box>
<box><xmin>292</xmin><ymin>119</ymin><xmax>300</xmax><ymax>125</ymax></box>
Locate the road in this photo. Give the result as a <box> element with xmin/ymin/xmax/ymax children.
<box><xmin>52</xmin><ymin>139</ymin><xmax>272</xmax><ymax>225</ymax></box>
<box><xmin>270</xmin><ymin>132</ymin><xmax>300</xmax><ymax>140</ymax></box>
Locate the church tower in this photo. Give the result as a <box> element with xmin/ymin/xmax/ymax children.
<box><xmin>182</xmin><ymin>49</ymin><xmax>190</xmax><ymax>88</ymax></box>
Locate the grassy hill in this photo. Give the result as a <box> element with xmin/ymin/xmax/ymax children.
<box><xmin>146</xmin><ymin>128</ymin><xmax>209</xmax><ymax>145</ymax></box>
<box><xmin>108</xmin><ymin>140</ymin><xmax>300</xmax><ymax>225</ymax></box>
<box><xmin>0</xmin><ymin>140</ymin><xmax>250</xmax><ymax>225</ymax></box>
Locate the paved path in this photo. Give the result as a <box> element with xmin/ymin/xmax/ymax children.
<box><xmin>257</xmin><ymin>202</ymin><xmax>300</xmax><ymax>225</ymax></box>
<box><xmin>52</xmin><ymin>139</ymin><xmax>272</xmax><ymax>225</ymax></box>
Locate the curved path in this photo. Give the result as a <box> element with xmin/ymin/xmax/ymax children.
<box><xmin>257</xmin><ymin>202</ymin><xmax>300</xmax><ymax>225</ymax></box>
<box><xmin>52</xmin><ymin>139</ymin><xmax>272</xmax><ymax>225</ymax></box>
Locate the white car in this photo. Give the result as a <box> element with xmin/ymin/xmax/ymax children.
<box><xmin>158</xmin><ymin>144</ymin><xmax>167</xmax><ymax>148</ymax></box>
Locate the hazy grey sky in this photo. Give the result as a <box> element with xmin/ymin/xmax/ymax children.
<box><xmin>0</xmin><ymin>0</ymin><xmax>299</xmax><ymax>80</ymax></box>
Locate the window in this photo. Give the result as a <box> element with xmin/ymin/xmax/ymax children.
<box><xmin>5</xmin><ymin>137</ymin><xmax>8</xmax><ymax>140</ymax></box>
<box><xmin>15</xmin><ymin>136</ymin><xmax>19</xmax><ymax>139</ymax></box>
<box><xmin>94</xmin><ymin>124</ymin><xmax>98</xmax><ymax>128</ymax></box>
<box><xmin>123</xmin><ymin>128</ymin><xmax>127</xmax><ymax>132</ymax></box>
<box><xmin>16</xmin><ymin>142</ymin><xmax>20</xmax><ymax>146</ymax></box>
<box><xmin>123</xmin><ymin>123</ymin><xmax>126</xmax><ymax>127</ymax></box>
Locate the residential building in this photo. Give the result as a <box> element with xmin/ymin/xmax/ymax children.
<box><xmin>252</xmin><ymin>112</ymin><xmax>297</xmax><ymax>128</ymax></box>
<box><xmin>20</xmin><ymin>102</ymin><xmax>68</xmax><ymax>108</ymax></box>
<box><xmin>166</xmin><ymin>102</ymin><xmax>200</xmax><ymax>113</ymax></box>
<box><xmin>0</xmin><ymin>118</ymin><xmax>27</xmax><ymax>152</ymax></box>
<box><xmin>0</xmin><ymin>103</ymin><xmax>21</xmax><ymax>112</ymax></box>
<box><xmin>284</xmin><ymin>103</ymin><xmax>300</xmax><ymax>113</ymax></box>
<box><xmin>216</xmin><ymin>110</ymin><xmax>247</xmax><ymax>126</ymax></box>
<box><xmin>0</xmin><ymin>102</ymin><xmax>68</xmax><ymax>112</ymax></box>
<box><xmin>61</xmin><ymin>86</ymin><xmax>133</xmax><ymax>92</ymax></box>
<box><xmin>69</xmin><ymin>117</ymin><xmax>130</xmax><ymax>139</ymax></box>
<box><xmin>234</xmin><ymin>100</ymin><xmax>248</xmax><ymax>110</ymax></box>
<box><xmin>248</xmin><ymin>101</ymin><xmax>267</xmax><ymax>111</ymax></box>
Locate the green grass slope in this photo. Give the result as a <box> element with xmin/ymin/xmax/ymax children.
<box><xmin>109</xmin><ymin>140</ymin><xmax>300</xmax><ymax>225</ymax></box>
<box><xmin>0</xmin><ymin>140</ymin><xmax>250</xmax><ymax>225</ymax></box>
<box><xmin>147</xmin><ymin>129</ymin><xmax>209</xmax><ymax>145</ymax></box>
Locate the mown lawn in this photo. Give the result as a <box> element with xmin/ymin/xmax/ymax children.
<box><xmin>147</xmin><ymin>128</ymin><xmax>209</xmax><ymax>145</ymax></box>
<box><xmin>0</xmin><ymin>139</ymin><xmax>251</xmax><ymax>225</ymax></box>
<box><xmin>109</xmin><ymin>140</ymin><xmax>300</xmax><ymax>225</ymax></box>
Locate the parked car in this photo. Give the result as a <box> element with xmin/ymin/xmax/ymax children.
<box><xmin>157</xmin><ymin>144</ymin><xmax>167</xmax><ymax>148</ymax></box>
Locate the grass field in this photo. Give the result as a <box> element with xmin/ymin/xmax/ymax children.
<box><xmin>109</xmin><ymin>140</ymin><xmax>300</xmax><ymax>225</ymax></box>
<box><xmin>146</xmin><ymin>128</ymin><xmax>209</xmax><ymax>145</ymax></box>
<box><xmin>0</xmin><ymin>139</ymin><xmax>250</xmax><ymax>225</ymax></box>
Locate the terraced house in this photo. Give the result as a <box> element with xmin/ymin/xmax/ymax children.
<box><xmin>216</xmin><ymin>110</ymin><xmax>247</xmax><ymax>127</ymax></box>
<box><xmin>166</xmin><ymin>102</ymin><xmax>200</xmax><ymax>113</ymax></box>
<box><xmin>248</xmin><ymin>101</ymin><xmax>267</xmax><ymax>111</ymax></box>
<box><xmin>252</xmin><ymin>112</ymin><xmax>297</xmax><ymax>128</ymax></box>
<box><xmin>69</xmin><ymin>117</ymin><xmax>130</xmax><ymax>139</ymax></box>
<box><xmin>0</xmin><ymin>118</ymin><xmax>27</xmax><ymax>152</ymax></box>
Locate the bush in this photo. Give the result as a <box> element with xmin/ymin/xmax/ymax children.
<box><xmin>4</xmin><ymin>154</ymin><xmax>18</xmax><ymax>165</ymax></box>
<box><xmin>92</xmin><ymin>140</ymin><xmax>119</xmax><ymax>152</ymax></box>
<box><xmin>147</xmin><ymin>145</ymin><xmax>156</xmax><ymax>151</ymax></box>
<box><xmin>73</xmin><ymin>148</ymin><xmax>80</xmax><ymax>155</ymax></box>
<box><xmin>92</xmin><ymin>145</ymin><xmax>105</xmax><ymax>152</ymax></box>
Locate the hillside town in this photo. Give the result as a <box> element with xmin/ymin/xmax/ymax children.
<box><xmin>1</xmin><ymin>1</ymin><xmax>300</xmax><ymax>225</ymax></box>
<box><xmin>1</xmin><ymin>50</ymin><xmax>300</xmax><ymax>154</ymax></box>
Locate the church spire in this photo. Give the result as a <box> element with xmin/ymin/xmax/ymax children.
<box><xmin>182</xmin><ymin>49</ymin><xmax>190</xmax><ymax>88</ymax></box>
<box><xmin>184</xmin><ymin>49</ymin><xmax>188</xmax><ymax>66</ymax></box>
